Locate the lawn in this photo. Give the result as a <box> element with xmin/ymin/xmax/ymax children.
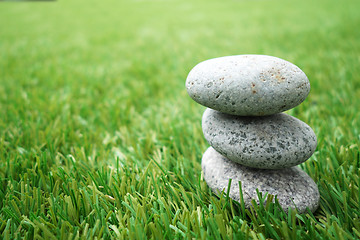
<box><xmin>0</xmin><ymin>0</ymin><xmax>359</xmax><ymax>239</ymax></box>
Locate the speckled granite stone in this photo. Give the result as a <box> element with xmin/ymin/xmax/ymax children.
<box><xmin>186</xmin><ymin>55</ymin><xmax>310</xmax><ymax>116</ymax></box>
<box><xmin>202</xmin><ymin>108</ymin><xmax>317</xmax><ymax>169</ymax></box>
<box><xmin>202</xmin><ymin>147</ymin><xmax>319</xmax><ymax>213</ymax></box>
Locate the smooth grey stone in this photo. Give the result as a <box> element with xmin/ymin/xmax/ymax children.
<box><xmin>186</xmin><ymin>55</ymin><xmax>310</xmax><ymax>116</ymax></box>
<box><xmin>202</xmin><ymin>108</ymin><xmax>317</xmax><ymax>169</ymax></box>
<box><xmin>202</xmin><ymin>147</ymin><xmax>320</xmax><ymax>213</ymax></box>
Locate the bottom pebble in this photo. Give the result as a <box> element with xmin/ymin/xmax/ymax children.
<box><xmin>202</xmin><ymin>147</ymin><xmax>320</xmax><ymax>213</ymax></box>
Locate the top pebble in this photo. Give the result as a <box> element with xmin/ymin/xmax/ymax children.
<box><xmin>186</xmin><ymin>55</ymin><xmax>310</xmax><ymax>116</ymax></box>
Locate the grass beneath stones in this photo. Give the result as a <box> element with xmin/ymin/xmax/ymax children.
<box><xmin>0</xmin><ymin>0</ymin><xmax>360</xmax><ymax>239</ymax></box>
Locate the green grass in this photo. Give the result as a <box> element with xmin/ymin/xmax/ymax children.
<box><xmin>0</xmin><ymin>0</ymin><xmax>360</xmax><ymax>239</ymax></box>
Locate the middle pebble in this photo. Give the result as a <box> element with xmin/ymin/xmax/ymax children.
<box><xmin>202</xmin><ymin>108</ymin><xmax>317</xmax><ymax>169</ymax></box>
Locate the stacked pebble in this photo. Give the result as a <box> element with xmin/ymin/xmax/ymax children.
<box><xmin>186</xmin><ymin>55</ymin><xmax>319</xmax><ymax>213</ymax></box>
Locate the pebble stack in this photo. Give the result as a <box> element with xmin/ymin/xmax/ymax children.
<box><xmin>186</xmin><ymin>55</ymin><xmax>319</xmax><ymax>213</ymax></box>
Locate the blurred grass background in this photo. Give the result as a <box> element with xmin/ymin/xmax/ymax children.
<box><xmin>0</xmin><ymin>0</ymin><xmax>360</xmax><ymax>239</ymax></box>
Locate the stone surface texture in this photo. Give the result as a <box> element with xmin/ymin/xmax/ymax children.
<box><xmin>202</xmin><ymin>108</ymin><xmax>317</xmax><ymax>169</ymax></box>
<box><xmin>186</xmin><ymin>55</ymin><xmax>310</xmax><ymax>116</ymax></box>
<box><xmin>202</xmin><ymin>147</ymin><xmax>320</xmax><ymax>213</ymax></box>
